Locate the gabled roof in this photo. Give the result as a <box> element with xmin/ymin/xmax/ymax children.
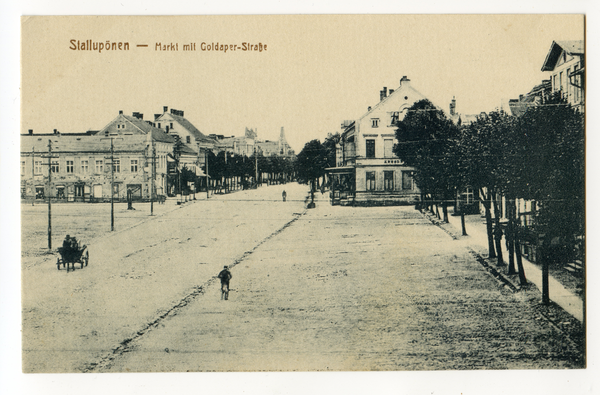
<box><xmin>358</xmin><ymin>79</ymin><xmax>443</xmax><ymax>123</ymax></box>
<box><xmin>541</xmin><ymin>40</ymin><xmax>584</xmax><ymax>72</ymax></box>
<box><xmin>99</xmin><ymin>114</ymin><xmax>176</xmax><ymax>144</ymax></box>
<box><xmin>159</xmin><ymin>112</ymin><xmax>217</xmax><ymax>145</ymax></box>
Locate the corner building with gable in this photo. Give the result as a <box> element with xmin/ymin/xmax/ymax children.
<box><xmin>329</xmin><ymin>76</ymin><xmax>427</xmax><ymax>206</ymax></box>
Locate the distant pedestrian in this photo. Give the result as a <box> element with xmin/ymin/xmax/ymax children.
<box><xmin>282</xmin><ymin>190</ymin><xmax>287</xmax><ymax>202</ymax></box>
<box><xmin>218</xmin><ymin>265</ymin><xmax>232</xmax><ymax>300</ymax></box>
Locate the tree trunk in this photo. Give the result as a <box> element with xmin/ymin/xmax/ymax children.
<box><xmin>480</xmin><ymin>188</ymin><xmax>496</xmax><ymax>258</ymax></box>
<box><xmin>507</xmin><ymin>200</ymin><xmax>517</xmax><ymax>275</ymax></box>
<box><xmin>461</xmin><ymin>210</ymin><xmax>467</xmax><ymax>236</ymax></box>
<box><xmin>491</xmin><ymin>190</ymin><xmax>505</xmax><ymax>266</ymax></box>
<box><xmin>514</xmin><ymin>229</ymin><xmax>527</xmax><ymax>286</ymax></box>
<box><xmin>442</xmin><ymin>200</ymin><xmax>449</xmax><ymax>223</ymax></box>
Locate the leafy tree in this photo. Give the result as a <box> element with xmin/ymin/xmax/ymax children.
<box><xmin>297</xmin><ymin>139</ymin><xmax>326</xmax><ymax>205</ymax></box>
<box><xmin>394</xmin><ymin>99</ymin><xmax>460</xmax><ymax>222</ymax></box>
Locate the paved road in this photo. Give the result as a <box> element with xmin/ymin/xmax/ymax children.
<box><xmin>22</xmin><ymin>183</ymin><xmax>308</xmax><ymax>373</ymax></box>
<box><xmin>95</xmin><ymin>193</ymin><xmax>584</xmax><ymax>372</ymax></box>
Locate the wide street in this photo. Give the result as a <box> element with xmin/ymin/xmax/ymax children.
<box><xmin>21</xmin><ymin>183</ymin><xmax>583</xmax><ymax>373</ymax></box>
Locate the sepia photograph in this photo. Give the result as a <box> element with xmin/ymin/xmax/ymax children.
<box><xmin>2</xmin><ymin>2</ymin><xmax>598</xmax><ymax>394</ymax></box>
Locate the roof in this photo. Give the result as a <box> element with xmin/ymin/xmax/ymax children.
<box><xmin>161</xmin><ymin>113</ymin><xmax>217</xmax><ymax>145</ymax></box>
<box><xmin>21</xmin><ymin>133</ymin><xmax>150</xmax><ymax>154</ymax></box>
<box><xmin>541</xmin><ymin>40</ymin><xmax>584</xmax><ymax>71</ymax></box>
<box><xmin>508</xmin><ymin>79</ymin><xmax>551</xmax><ymax>117</ymax></box>
<box><xmin>99</xmin><ymin>114</ymin><xmax>176</xmax><ymax>144</ymax></box>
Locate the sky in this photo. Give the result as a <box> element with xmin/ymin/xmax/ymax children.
<box><xmin>20</xmin><ymin>14</ymin><xmax>583</xmax><ymax>153</ymax></box>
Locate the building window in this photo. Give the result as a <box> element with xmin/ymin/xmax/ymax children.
<box><xmin>131</xmin><ymin>159</ymin><xmax>138</xmax><ymax>172</ymax></box>
<box><xmin>463</xmin><ymin>187</ymin><xmax>474</xmax><ymax>205</ymax></box>
<box><xmin>366</xmin><ymin>171</ymin><xmax>376</xmax><ymax>191</ymax></box>
<box><xmin>66</xmin><ymin>160</ymin><xmax>74</xmax><ymax>173</ymax></box>
<box><xmin>95</xmin><ymin>160</ymin><xmax>103</xmax><ymax>173</ymax></box>
<box><xmin>366</xmin><ymin>139</ymin><xmax>375</xmax><ymax>158</ymax></box>
<box><xmin>371</xmin><ymin>118</ymin><xmax>379</xmax><ymax>128</ymax></box>
<box><xmin>21</xmin><ymin>161</ymin><xmax>26</xmax><ymax>175</ymax></box>
<box><xmin>559</xmin><ymin>71</ymin><xmax>563</xmax><ymax>93</ymax></box>
<box><xmin>384</xmin><ymin>171</ymin><xmax>394</xmax><ymax>191</ymax></box>
<box><xmin>51</xmin><ymin>160</ymin><xmax>59</xmax><ymax>173</ymax></box>
<box><xmin>35</xmin><ymin>160</ymin><xmax>43</xmax><ymax>174</ymax></box>
<box><xmin>113</xmin><ymin>159</ymin><xmax>120</xmax><ymax>173</ymax></box>
<box><xmin>384</xmin><ymin>139</ymin><xmax>394</xmax><ymax>158</ymax></box>
<box><xmin>170</xmin><ymin>123</ymin><xmax>174</xmax><ymax>129</ymax></box>
<box><xmin>81</xmin><ymin>160</ymin><xmax>89</xmax><ymax>173</ymax></box>
<box><xmin>186</xmin><ymin>136</ymin><xmax>191</xmax><ymax>144</ymax></box>
<box><xmin>390</xmin><ymin>112</ymin><xmax>399</xmax><ymax>125</ymax></box>
<box><xmin>402</xmin><ymin>171</ymin><xmax>413</xmax><ymax>190</ymax></box>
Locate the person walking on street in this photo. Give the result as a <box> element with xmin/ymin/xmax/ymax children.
<box><xmin>282</xmin><ymin>190</ymin><xmax>287</xmax><ymax>202</ymax></box>
<box><xmin>218</xmin><ymin>265</ymin><xmax>232</xmax><ymax>300</ymax></box>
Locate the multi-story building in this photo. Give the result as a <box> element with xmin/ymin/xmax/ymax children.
<box><xmin>154</xmin><ymin>107</ymin><xmax>217</xmax><ymax>161</ymax></box>
<box><xmin>21</xmin><ymin>112</ymin><xmax>178</xmax><ymax>202</ymax></box>
<box><xmin>255</xmin><ymin>127</ymin><xmax>295</xmax><ymax>158</ymax></box>
<box><xmin>328</xmin><ymin>76</ymin><xmax>427</xmax><ymax>206</ymax></box>
<box><xmin>541</xmin><ymin>40</ymin><xmax>584</xmax><ymax>111</ymax></box>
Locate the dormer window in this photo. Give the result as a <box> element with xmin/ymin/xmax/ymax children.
<box><xmin>371</xmin><ymin>118</ymin><xmax>380</xmax><ymax>128</ymax></box>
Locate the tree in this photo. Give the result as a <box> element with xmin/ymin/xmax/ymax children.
<box><xmin>394</xmin><ymin>99</ymin><xmax>460</xmax><ymax>222</ymax></box>
<box><xmin>296</xmin><ymin>139</ymin><xmax>326</xmax><ymax>207</ymax></box>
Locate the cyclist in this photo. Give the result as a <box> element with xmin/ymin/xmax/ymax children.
<box><xmin>217</xmin><ymin>265</ymin><xmax>232</xmax><ymax>300</ymax></box>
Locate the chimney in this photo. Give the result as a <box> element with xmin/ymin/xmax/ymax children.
<box><xmin>53</xmin><ymin>129</ymin><xmax>58</xmax><ymax>135</ymax></box>
<box><xmin>368</xmin><ymin>106</ymin><xmax>372</xmax><ymax>111</ymax></box>
<box><xmin>389</xmin><ymin>89</ymin><xmax>394</xmax><ymax>95</ymax></box>
<box><xmin>449</xmin><ymin>96</ymin><xmax>456</xmax><ymax>116</ymax></box>
<box><xmin>400</xmin><ymin>76</ymin><xmax>411</xmax><ymax>87</ymax></box>
<box><xmin>119</xmin><ymin>110</ymin><xmax>123</xmax><ymax>115</ymax></box>
<box><xmin>380</xmin><ymin>90</ymin><xmax>385</xmax><ymax>101</ymax></box>
<box><xmin>383</xmin><ymin>87</ymin><xmax>388</xmax><ymax>98</ymax></box>
<box><xmin>28</xmin><ymin>129</ymin><xmax>33</xmax><ymax>135</ymax></box>
<box><xmin>132</xmin><ymin>112</ymin><xmax>143</xmax><ymax>120</ymax></box>
<box><xmin>163</xmin><ymin>106</ymin><xmax>168</xmax><ymax>113</ymax></box>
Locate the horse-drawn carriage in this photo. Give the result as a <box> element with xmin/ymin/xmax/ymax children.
<box><xmin>57</xmin><ymin>239</ymin><xmax>89</xmax><ymax>272</ymax></box>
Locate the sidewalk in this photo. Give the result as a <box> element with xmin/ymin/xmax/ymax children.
<box><xmin>444</xmin><ymin>207</ymin><xmax>583</xmax><ymax>322</ymax></box>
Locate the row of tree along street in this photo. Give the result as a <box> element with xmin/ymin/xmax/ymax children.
<box><xmin>297</xmin><ymin>93</ymin><xmax>584</xmax><ymax>303</ymax></box>
<box><xmin>170</xmin><ymin>136</ymin><xmax>296</xmax><ymax>197</ymax></box>
<box><xmin>396</xmin><ymin>94</ymin><xmax>584</xmax><ymax>303</ymax></box>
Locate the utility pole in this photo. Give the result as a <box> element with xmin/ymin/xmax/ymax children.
<box><xmin>47</xmin><ymin>140</ymin><xmax>52</xmax><ymax>249</ymax></box>
<box><xmin>151</xmin><ymin>142</ymin><xmax>156</xmax><ymax>216</ymax></box>
<box><xmin>205</xmin><ymin>149</ymin><xmax>210</xmax><ymax>199</ymax></box>
<box><xmin>254</xmin><ymin>146</ymin><xmax>258</xmax><ymax>187</ymax></box>
<box><xmin>110</xmin><ymin>138</ymin><xmax>115</xmax><ymax>230</ymax></box>
<box><xmin>40</xmin><ymin>139</ymin><xmax>59</xmax><ymax>249</ymax></box>
<box><xmin>102</xmin><ymin>136</ymin><xmax>122</xmax><ymax>231</ymax></box>
<box><xmin>31</xmin><ymin>146</ymin><xmax>35</xmax><ymax>206</ymax></box>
